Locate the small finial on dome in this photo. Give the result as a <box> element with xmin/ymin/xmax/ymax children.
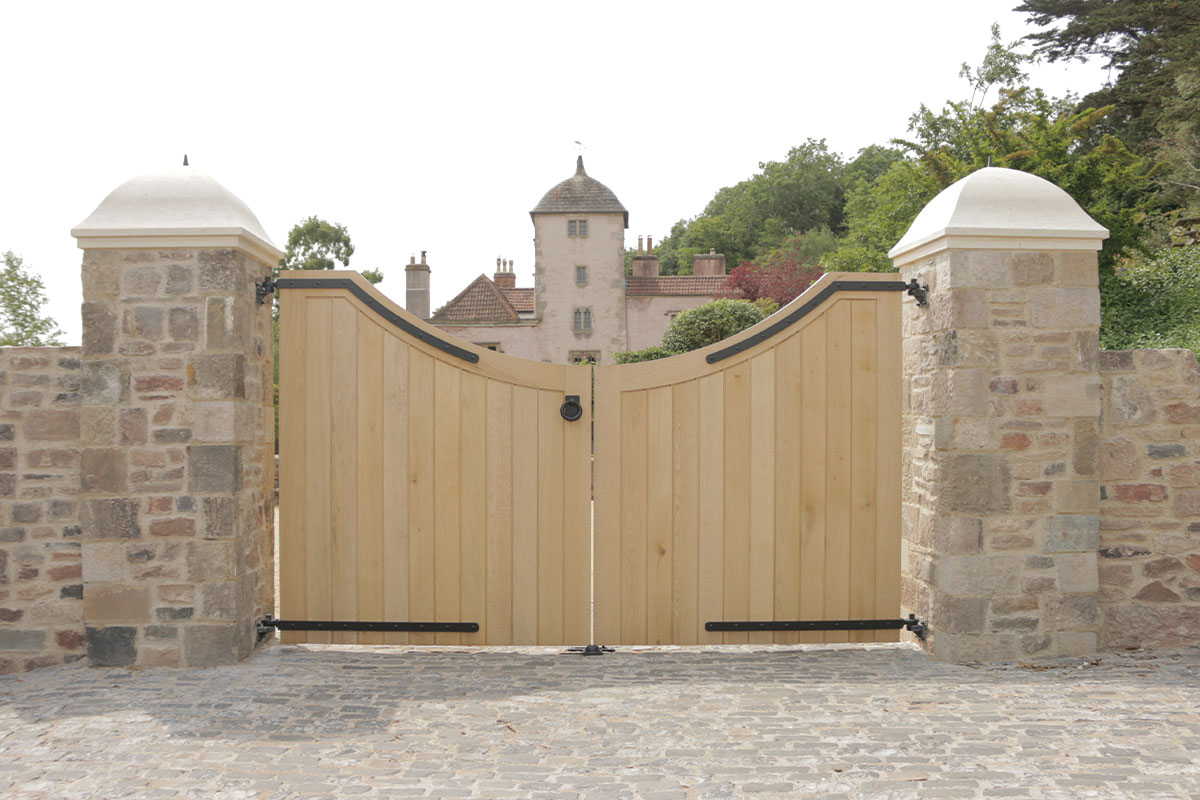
<box><xmin>183</xmin><ymin>155</ymin><xmax>189</xmax><ymax>166</ymax></box>
<box><xmin>576</xmin><ymin>155</ymin><xmax>585</xmax><ymax>176</ymax></box>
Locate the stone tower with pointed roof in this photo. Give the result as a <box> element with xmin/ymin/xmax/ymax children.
<box><xmin>530</xmin><ymin>156</ymin><xmax>629</xmax><ymax>363</ymax></box>
<box><xmin>426</xmin><ymin>157</ymin><xmax>726</xmax><ymax>363</ymax></box>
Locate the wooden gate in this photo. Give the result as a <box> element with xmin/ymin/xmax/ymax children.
<box><xmin>593</xmin><ymin>273</ymin><xmax>903</xmax><ymax>645</ymax></box>
<box><xmin>276</xmin><ymin>272</ymin><xmax>591</xmax><ymax>645</ymax></box>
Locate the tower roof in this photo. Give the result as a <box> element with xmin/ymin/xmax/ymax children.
<box><xmin>531</xmin><ymin>157</ymin><xmax>628</xmax><ymax>228</ymax></box>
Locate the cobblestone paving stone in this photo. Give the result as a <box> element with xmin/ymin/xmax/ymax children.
<box><xmin>1</xmin><ymin>641</ymin><xmax>1199</xmax><ymax>799</ymax></box>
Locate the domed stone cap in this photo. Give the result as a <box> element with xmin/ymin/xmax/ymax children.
<box><xmin>72</xmin><ymin>168</ymin><xmax>284</xmax><ymax>264</ymax></box>
<box><xmin>888</xmin><ymin>167</ymin><xmax>1108</xmax><ymax>268</ymax></box>
<box><xmin>531</xmin><ymin>157</ymin><xmax>628</xmax><ymax>228</ymax></box>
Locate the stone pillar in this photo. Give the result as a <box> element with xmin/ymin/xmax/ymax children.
<box><xmin>71</xmin><ymin>168</ymin><xmax>280</xmax><ymax>667</ymax></box>
<box><xmin>891</xmin><ymin>167</ymin><xmax>1110</xmax><ymax>662</ymax></box>
<box><xmin>406</xmin><ymin>252</ymin><xmax>431</xmax><ymax>319</ymax></box>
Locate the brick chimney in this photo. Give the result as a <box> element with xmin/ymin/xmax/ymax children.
<box><xmin>494</xmin><ymin>257</ymin><xmax>516</xmax><ymax>289</ymax></box>
<box><xmin>631</xmin><ymin>234</ymin><xmax>660</xmax><ymax>277</ymax></box>
<box><xmin>693</xmin><ymin>248</ymin><xmax>726</xmax><ymax>276</ymax></box>
<box><xmin>406</xmin><ymin>250</ymin><xmax>431</xmax><ymax>319</ymax></box>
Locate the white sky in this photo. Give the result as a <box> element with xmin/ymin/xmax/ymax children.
<box><xmin>0</xmin><ymin>1</ymin><xmax>1109</xmax><ymax>344</ymax></box>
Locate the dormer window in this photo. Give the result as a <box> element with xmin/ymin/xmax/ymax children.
<box><xmin>568</xmin><ymin>219</ymin><xmax>588</xmax><ymax>237</ymax></box>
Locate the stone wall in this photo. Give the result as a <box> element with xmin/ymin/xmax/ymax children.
<box><xmin>0</xmin><ymin>347</ymin><xmax>86</xmax><ymax>672</ymax></box>
<box><xmin>1098</xmin><ymin>348</ymin><xmax>1200</xmax><ymax>648</ymax></box>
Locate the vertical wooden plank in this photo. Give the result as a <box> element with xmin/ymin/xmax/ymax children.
<box><xmin>433</xmin><ymin>359</ymin><xmax>462</xmax><ymax>645</ymax></box>
<box><xmin>799</xmin><ymin>315</ymin><xmax>827</xmax><ymax>644</ymax></box>
<box><xmin>511</xmin><ymin>385</ymin><xmax>539</xmax><ymax>644</ymax></box>
<box><xmin>537</xmin><ymin>389</ymin><xmax>565</xmax><ymax>644</ymax></box>
<box><xmin>562</xmin><ymin>364</ymin><xmax>592</xmax><ymax>645</ymax></box>
<box><xmin>592</xmin><ymin>367</ymin><xmax>622</xmax><ymax>645</ymax></box>
<box><xmin>278</xmin><ymin>290</ymin><xmax>307</xmax><ymax>644</ymax></box>
<box><xmin>723</xmin><ymin>362</ymin><xmax>751</xmax><ymax>644</ymax></box>
<box><xmin>672</xmin><ymin>381</ymin><xmax>699</xmax><ymax>645</ymax></box>
<box><xmin>748</xmin><ymin>351</ymin><xmax>776</xmax><ymax>644</ymax></box>
<box><xmin>850</xmin><ymin>300</ymin><xmax>878</xmax><ymax>643</ymax></box>
<box><xmin>381</xmin><ymin>334</ymin><xmax>409</xmax><ymax>645</ymax></box>
<box><xmin>773</xmin><ymin>333</ymin><xmax>803</xmax><ymax>645</ymax></box>
<box><xmin>303</xmin><ymin>297</ymin><xmax>332</xmax><ymax>644</ymax></box>
<box><xmin>355</xmin><ymin>315</ymin><xmax>385</xmax><ymax>644</ymax></box>
<box><xmin>620</xmin><ymin>390</ymin><xmax>648</xmax><ymax>644</ymax></box>
<box><xmin>460</xmin><ymin>372</ymin><xmax>487</xmax><ymax>645</ymax></box>
<box><xmin>646</xmin><ymin>386</ymin><xmax>674</xmax><ymax>645</ymax></box>
<box><xmin>696</xmin><ymin>373</ymin><xmax>725</xmax><ymax>644</ymax></box>
<box><xmin>875</xmin><ymin>293</ymin><xmax>903</xmax><ymax>641</ymax></box>
<box><xmin>825</xmin><ymin>300</ymin><xmax>853</xmax><ymax>642</ymax></box>
<box><xmin>329</xmin><ymin>299</ymin><xmax>359</xmax><ymax>643</ymax></box>
<box><xmin>485</xmin><ymin>380</ymin><xmax>513</xmax><ymax>645</ymax></box>
<box><xmin>407</xmin><ymin>349</ymin><xmax>436</xmax><ymax>645</ymax></box>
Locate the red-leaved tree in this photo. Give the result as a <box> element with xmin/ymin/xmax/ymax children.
<box><xmin>715</xmin><ymin>250</ymin><xmax>824</xmax><ymax>307</ymax></box>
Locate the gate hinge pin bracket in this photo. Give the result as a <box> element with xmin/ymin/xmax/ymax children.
<box><xmin>255</xmin><ymin>276</ymin><xmax>277</xmax><ymax>306</ymax></box>
<box><xmin>903</xmin><ymin>613</ymin><xmax>928</xmax><ymax>642</ymax></box>
<box><xmin>904</xmin><ymin>278</ymin><xmax>929</xmax><ymax>307</ymax></box>
<box><xmin>565</xmin><ymin>643</ymin><xmax>614</xmax><ymax>656</ymax></box>
<box><xmin>257</xmin><ymin>614</ymin><xmax>278</xmax><ymax>643</ymax></box>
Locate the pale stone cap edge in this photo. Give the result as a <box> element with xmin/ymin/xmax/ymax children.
<box><xmin>72</xmin><ymin>228</ymin><xmax>285</xmax><ymax>266</ymax></box>
<box><xmin>890</xmin><ymin>231</ymin><xmax>1107</xmax><ymax>269</ymax></box>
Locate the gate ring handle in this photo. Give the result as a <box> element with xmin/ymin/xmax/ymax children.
<box><xmin>560</xmin><ymin>395</ymin><xmax>583</xmax><ymax>422</ymax></box>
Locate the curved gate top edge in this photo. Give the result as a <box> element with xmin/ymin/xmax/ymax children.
<box><xmin>276</xmin><ymin>269</ymin><xmax>570</xmax><ymax>390</ymax></box>
<box><xmin>278</xmin><ymin>269</ymin><xmax>905</xmax><ymax>386</ymax></box>
<box><xmin>597</xmin><ymin>271</ymin><xmax>906</xmax><ymax>388</ymax></box>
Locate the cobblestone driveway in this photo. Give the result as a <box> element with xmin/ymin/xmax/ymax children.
<box><xmin>1</xmin><ymin>642</ymin><xmax>1199</xmax><ymax>798</ymax></box>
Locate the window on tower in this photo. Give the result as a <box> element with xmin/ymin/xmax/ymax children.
<box><xmin>575</xmin><ymin>265</ymin><xmax>588</xmax><ymax>285</ymax></box>
<box><xmin>568</xmin><ymin>219</ymin><xmax>588</xmax><ymax>237</ymax></box>
<box><xmin>573</xmin><ymin>307</ymin><xmax>593</xmax><ymax>333</ymax></box>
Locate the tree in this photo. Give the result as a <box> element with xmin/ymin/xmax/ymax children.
<box><xmin>823</xmin><ymin>27</ymin><xmax>1156</xmax><ymax>273</ymax></box>
<box><xmin>661</xmin><ymin>299</ymin><xmax>765</xmax><ymax>353</ymax></box>
<box><xmin>278</xmin><ymin>216</ymin><xmax>383</xmax><ymax>284</ymax></box>
<box><xmin>651</xmin><ymin>140</ymin><xmax>847</xmax><ymax>274</ymax></box>
<box><xmin>716</xmin><ymin>237</ymin><xmax>825</xmax><ymax>307</ymax></box>
<box><xmin>0</xmin><ymin>252</ymin><xmax>63</xmax><ymax>346</ymax></box>
<box><xmin>615</xmin><ymin>299</ymin><xmax>765</xmax><ymax>363</ymax></box>
<box><xmin>1017</xmin><ymin>0</ymin><xmax>1200</xmax><ymax>147</ymax></box>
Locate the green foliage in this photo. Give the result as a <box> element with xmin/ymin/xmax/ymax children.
<box><xmin>824</xmin><ymin>27</ymin><xmax>1157</xmax><ymax>274</ymax></box>
<box><xmin>614</xmin><ymin>345</ymin><xmax>679</xmax><ymax>364</ymax></box>
<box><xmin>277</xmin><ymin>217</ymin><xmax>383</xmax><ymax>285</ymax></box>
<box><xmin>1017</xmin><ymin>0</ymin><xmax>1200</xmax><ymax>147</ymax></box>
<box><xmin>651</xmin><ymin>140</ymin><xmax>846</xmax><ymax>275</ymax></box>
<box><xmin>613</xmin><ymin>299</ymin><xmax>766</xmax><ymax>363</ymax></box>
<box><xmin>0</xmin><ymin>252</ymin><xmax>63</xmax><ymax>346</ymax></box>
<box><xmin>280</xmin><ymin>216</ymin><xmax>355</xmax><ymax>272</ymax></box>
<box><xmin>661</xmin><ymin>299</ymin><xmax>765</xmax><ymax>354</ymax></box>
<box><xmin>1100</xmin><ymin>245</ymin><xmax>1200</xmax><ymax>352</ymax></box>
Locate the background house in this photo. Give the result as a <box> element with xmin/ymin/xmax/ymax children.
<box><xmin>406</xmin><ymin>158</ymin><xmax>727</xmax><ymax>363</ymax></box>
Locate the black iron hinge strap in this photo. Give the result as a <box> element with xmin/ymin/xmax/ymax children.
<box><xmin>275</xmin><ymin>277</ymin><xmax>479</xmax><ymax>363</ymax></box>
<box><xmin>706</xmin><ymin>280</ymin><xmax>909</xmax><ymax>364</ymax></box>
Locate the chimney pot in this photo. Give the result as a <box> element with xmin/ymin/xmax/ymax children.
<box><xmin>647</xmin><ymin>236</ymin><xmax>653</xmax><ymax>254</ymax></box>
<box><xmin>410</xmin><ymin>255</ymin><xmax>415</xmax><ymax>265</ymax></box>
<box><xmin>420</xmin><ymin>250</ymin><xmax>427</xmax><ymax>265</ymax></box>
<box><xmin>637</xmin><ymin>235</ymin><xmax>644</xmax><ymax>254</ymax></box>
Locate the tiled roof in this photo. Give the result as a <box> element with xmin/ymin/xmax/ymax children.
<box><xmin>625</xmin><ymin>275</ymin><xmax>727</xmax><ymax>297</ymax></box>
<box><xmin>531</xmin><ymin>157</ymin><xmax>628</xmax><ymax>227</ymax></box>
<box><xmin>500</xmin><ymin>287</ymin><xmax>534</xmax><ymax>313</ymax></box>
<box><xmin>431</xmin><ymin>275</ymin><xmax>519</xmax><ymax>323</ymax></box>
